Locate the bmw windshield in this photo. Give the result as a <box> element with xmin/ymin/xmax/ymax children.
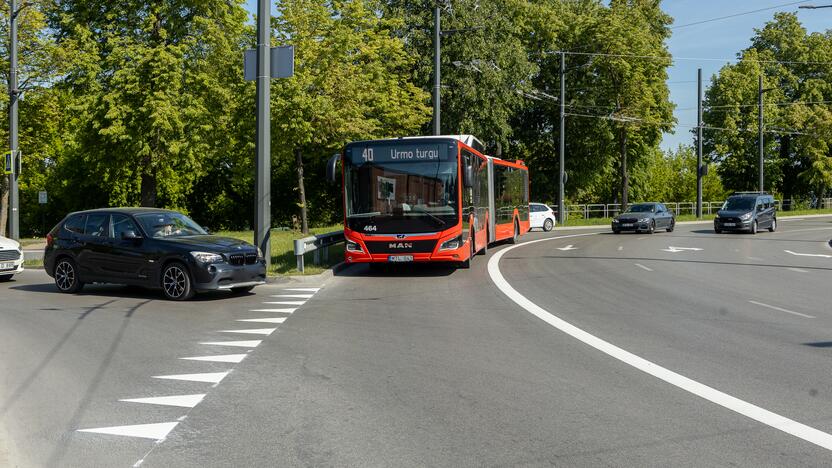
<box><xmin>344</xmin><ymin>140</ymin><xmax>459</xmax><ymax>234</ymax></box>
<box><xmin>135</xmin><ymin>212</ymin><xmax>208</xmax><ymax>238</ymax></box>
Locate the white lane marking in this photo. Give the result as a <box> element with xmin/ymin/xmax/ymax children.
<box><xmin>748</xmin><ymin>300</ymin><xmax>815</xmax><ymax>319</ymax></box>
<box><xmin>634</xmin><ymin>263</ymin><xmax>653</xmax><ymax>272</ymax></box>
<box><xmin>152</xmin><ymin>371</ymin><xmax>230</xmax><ymax>384</ymax></box>
<box><xmin>180</xmin><ymin>354</ymin><xmax>247</xmax><ymax>363</ymax></box>
<box><xmin>284</xmin><ymin>288</ymin><xmax>320</xmax><ymax>292</ymax></box>
<box><xmin>488</xmin><ymin>234</ymin><xmax>832</xmax><ymax>452</ymax></box>
<box><xmin>238</xmin><ymin>317</ymin><xmax>287</xmax><ymax>324</ymax></box>
<box><xmin>782</xmin><ymin>218</ymin><xmax>805</xmax><ymax>221</ymax></box>
<box><xmin>787</xmin><ymin>267</ymin><xmax>809</xmax><ymax>273</ymax></box>
<box><xmin>263</xmin><ymin>301</ymin><xmax>305</xmax><ymax>305</ymax></box>
<box><xmin>78</xmin><ymin>422</ymin><xmax>179</xmax><ymax>440</ymax></box>
<box><xmin>200</xmin><ymin>340</ymin><xmax>261</xmax><ymax>348</ymax></box>
<box><xmin>784</xmin><ymin>250</ymin><xmax>832</xmax><ymax>259</ymax></box>
<box><xmin>119</xmin><ymin>394</ymin><xmax>206</xmax><ymax>408</ymax></box>
<box><xmin>617</xmin><ymin>246</ymin><xmax>624</xmax><ymax>251</ymax></box>
<box><xmin>219</xmin><ymin>328</ymin><xmax>276</xmax><ymax>336</ymax></box>
<box><xmin>663</xmin><ymin>246</ymin><xmax>703</xmax><ymax>253</ymax></box>
<box><xmin>271</xmin><ymin>294</ymin><xmax>314</xmax><ymax>298</ymax></box>
<box><xmin>249</xmin><ymin>308</ymin><xmax>296</xmax><ymax>313</ymax></box>
<box><xmin>557</xmin><ymin>245</ymin><xmax>577</xmax><ymax>251</ymax></box>
<box><xmin>637</xmin><ymin>237</ymin><xmax>648</xmax><ymax>240</ymax></box>
<box><xmin>747</xmin><ymin>256</ymin><xmax>764</xmax><ymax>261</ymax></box>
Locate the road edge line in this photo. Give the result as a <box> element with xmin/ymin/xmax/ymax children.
<box><xmin>487</xmin><ymin>233</ymin><xmax>832</xmax><ymax>452</ymax></box>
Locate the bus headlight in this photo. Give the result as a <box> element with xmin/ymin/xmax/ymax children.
<box><xmin>346</xmin><ymin>241</ymin><xmax>364</xmax><ymax>253</ymax></box>
<box><xmin>439</xmin><ymin>235</ymin><xmax>463</xmax><ymax>251</ymax></box>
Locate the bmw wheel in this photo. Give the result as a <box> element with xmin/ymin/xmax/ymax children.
<box><xmin>162</xmin><ymin>262</ymin><xmax>195</xmax><ymax>301</ymax></box>
<box><xmin>54</xmin><ymin>258</ymin><xmax>84</xmax><ymax>294</ymax></box>
<box><xmin>648</xmin><ymin>220</ymin><xmax>656</xmax><ymax>234</ymax></box>
<box><xmin>666</xmin><ymin>219</ymin><xmax>675</xmax><ymax>233</ymax></box>
<box><xmin>543</xmin><ymin>218</ymin><xmax>554</xmax><ymax>232</ymax></box>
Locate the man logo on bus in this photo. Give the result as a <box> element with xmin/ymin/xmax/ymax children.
<box><xmin>388</xmin><ymin>242</ymin><xmax>413</xmax><ymax>249</ymax></box>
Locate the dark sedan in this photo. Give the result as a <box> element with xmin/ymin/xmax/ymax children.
<box><xmin>44</xmin><ymin>208</ymin><xmax>266</xmax><ymax>300</ymax></box>
<box><xmin>612</xmin><ymin>203</ymin><xmax>675</xmax><ymax>234</ymax></box>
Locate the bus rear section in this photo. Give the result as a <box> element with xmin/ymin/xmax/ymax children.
<box><xmin>335</xmin><ymin>136</ymin><xmax>529</xmax><ymax>267</ymax></box>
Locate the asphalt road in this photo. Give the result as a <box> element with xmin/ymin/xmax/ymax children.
<box><xmin>1</xmin><ymin>216</ymin><xmax>831</xmax><ymax>466</ymax></box>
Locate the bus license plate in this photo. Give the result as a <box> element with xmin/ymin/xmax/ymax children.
<box><xmin>388</xmin><ymin>255</ymin><xmax>413</xmax><ymax>263</ymax></box>
<box><xmin>723</xmin><ymin>222</ymin><xmax>735</xmax><ymax>227</ymax></box>
<box><xmin>0</xmin><ymin>262</ymin><xmax>13</xmax><ymax>270</ymax></box>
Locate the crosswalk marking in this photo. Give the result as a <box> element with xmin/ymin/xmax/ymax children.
<box><xmin>200</xmin><ymin>340</ymin><xmax>262</xmax><ymax>348</ymax></box>
<box><xmin>219</xmin><ymin>328</ymin><xmax>276</xmax><ymax>336</ymax></box>
<box><xmin>249</xmin><ymin>308</ymin><xmax>296</xmax><ymax>313</ymax></box>
<box><xmin>284</xmin><ymin>288</ymin><xmax>320</xmax><ymax>292</ymax></box>
<box><xmin>119</xmin><ymin>394</ymin><xmax>205</xmax><ymax>408</ymax></box>
<box><xmin>238</xmin><ymin>317</ymin><xmax>287</xmax><ymax>324</ymax></box>
<box><xmin>270</xmin><ymin>294</ymin><xmax>314</xmax><ymax>299</ymax></box>
<box><xmin>262</xmin><ymin>301</ymin><xmax>305</xmax><ymax>305</ymax></box>
<box><xmin>77</xmin><ymin>422</ymin><xmax>179</xmax><ymax>440</ymax></box>
<box><xmin>180</xmin><ymin>354</ymin><xmax>247</xmax><ymax>363</ymax></box>
<box><xmin>152</xmin><ymin>371</ymin><xmax>230</xmax><ymax>384</ymax></box>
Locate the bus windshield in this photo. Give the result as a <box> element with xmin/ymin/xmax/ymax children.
<box><xmin>344</xmin><ymin>141</ymin><xmax>459</xmax><ymax>234</ymax></box>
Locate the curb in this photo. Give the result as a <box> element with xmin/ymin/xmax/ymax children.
<box><xmin>267</xmin><ymin>261</ymin><xmax>354</xmax><ymax>284</ymax></box>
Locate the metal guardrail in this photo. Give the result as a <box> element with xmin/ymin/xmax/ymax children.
<box><xmin>293</xmin><ymin>231</ymin><xmax>345</xmax><ymax>273</ymax></box>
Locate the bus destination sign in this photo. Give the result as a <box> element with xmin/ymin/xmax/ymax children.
<box><xmin>348</xmin><ymin>142</ymin><xmax>453</xmax><ymax>164</ymax></box>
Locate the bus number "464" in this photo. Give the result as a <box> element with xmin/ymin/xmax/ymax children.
<box><xmin>363</xmin><ymin>225</ymin><xmax>377</xmax><ymax>232</ymax></box>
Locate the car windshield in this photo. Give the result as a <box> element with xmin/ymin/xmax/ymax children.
<box><xmin>723</xmin><ymin>198</ymin><xmax>756</xmax><ymax>211</ymax></box>
<box><xmin>625</xmin><ymin>204</ymin><xmax>656</xmax><ymax>213</ymax></box>
<box><xmin>135</xmin><ymin>212</ymin><xmax>207</xmax><ymax>238</ymax></box>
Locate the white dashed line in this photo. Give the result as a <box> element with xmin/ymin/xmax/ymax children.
<box><xmin>262</xmin><ymin>301</ymin><xmax>305</xmax><ymax>305</ymax></box>
<box><xmin>488</xmin><ymin>233</ymin><xmax>832</xmax><ymax>452</ymax></box>
<box><xmin>180</xmin><ymin>354</ymin><xmax>247</xmax><ymax>363</ymax></box>
<box><xmin>270</xmin><ymin>294</ymin><xmax>314</xmax><ymax>299</ymax></box>
<box><xmin>119</xmin><ymin>394</ymin><xmax>206</xmax><ymax>408</ymax></box>
<box><xmin>249</xmin><ymin>308</ymin><xmax>296</xmax><ymax>313</ymax></box>
<box><xmin>78</xmin><ymin>422</ymin><xmax>179</xmax><ymax>440</ymax></box>
<box><xmin>617</xmin><ymin>246</ymin><xmax>624</xmax><ymax>251</ymax></box>
<box><xmin>238</xmin><ymin>317</ymin><xmax>287</xmax><ymax>324</ymax></box>
<box><xmin>152</xmin><ymin>372</ymin><xmax>230</xmax><ymax>384</ymax></box>
<box><xmin>200</xmin><ymin>340</ymin><xmax>262</xmax><ymax>348</ymax></box>
<box><xmin>748</xmin><ymin>300</ymin><xmax>815</xmax><ymax>319</ymax></box>
<box><xmin>284</xmin><ymin>288</ymin><xmax>320</xmax><ymax>292</ymax></box>
<box><xmin>787</xmin><ymin>267</ymin><xmax>809</xmax><ymax>273</ymax></box>
<box><xmin>747</xmin><ymin>256</ymin><xmax>764</xmax><ymax>261</ymax></box>
<box><xmin>219</xmin><ymin>328</ymin><xmax>277</xmax><ymax>336</ymax></box>
<box><xmin>634</xmin><ymin>263</ymin><xmax>653</xmax><ymax>272</ymax></box>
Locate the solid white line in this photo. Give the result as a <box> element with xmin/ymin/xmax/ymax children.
<box><xmin>634</xmin><ymin>263</ymin><xmax>653</xmax><ymax>272</ymax></box>
<box><xmin>787</xmin><ymin>267</ymin><xmax>809</xmax><ymax>273</ymax></box>
<box><xmin>284</xmin><ymin>288</ymin><xmax>320</xmax><ymax>292</ymax></box>
<box><xmin>748</xmin><ymin>300</ymin><xmax>815</xmax><ymax>319</ymax></box>
<box><xmin>152</xmin><ymin>371</ymin><xmax>230</xmax><ymax>384</ymax></box>
<box><xmin>270</xmin><ymin>294</ymin><xmax>314</xmax><ymax>298</ymax></box>
<box><xmin>238</xmin><ymin>317</ymin><xmax>287</xmax><ymax>324</ymax></box>
<box><xmin>119</xmin><ymin>394</ymin><xmax>205</xmax><ymax>408</ymax></box>
<box><xmin>78</xmin><ymin>422</ymin><xmax>179</xmax><ymax>440</ymax></box>
<box><xmin>180</xmin><ymin>354</ymin><xmax>247</xmax><ymax>363</ymax></box>
<box><xmin>219</xmin><ymin>328</ymin><xmax>277</xmax><ymax>336</ymax></box>
<box><xmin>200</xmin><ymin>340</ymin><xmax>261</xmax><ymax>348</ymax></box>
<box><xmin>488</xmin><ymin>234</ymin><xmax>832</xmax><ymax>452</ymax></box>
<box><xmin>249</xmin><ymin>308</ymin><xmax>296</xmax><ymax>313</ymax></box>
<box><xmin>263</xmin><ymin>301</ymin><xmax>305</xmax><ymax>306</ymax></box>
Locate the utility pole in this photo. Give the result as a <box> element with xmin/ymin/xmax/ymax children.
<box><xmin>558</xmin><ymin>51</ymin><xmax>566</xmax><ymax>225</ymax></box>
<box><xmin>433</xmin><ymin>5</ymin><xmax>441</xmax><ymax>135</ymax></box>
<box><xmin>8</xmin><ymin>0</ymin><xmax>20</xmax><ymax>240</ymax></box>
<box><xmin>758</xmin><ymin>75</ymin><xmax>764</xmax><ymax>193</ymax></box>
<box><xmin>255</xmin><ymin>0</ymin><xmax>271</xmax><ymax>268</ymax></box>
<box><xmin>696</xmin><ymin>68</ymin><xmax>703</xmax><ymax>218</ymax></box>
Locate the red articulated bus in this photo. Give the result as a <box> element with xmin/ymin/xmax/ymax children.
<box><xmin>327</xmin><ymin>135</ymin><xmax>529</xmax><ymax>268</ymax></box>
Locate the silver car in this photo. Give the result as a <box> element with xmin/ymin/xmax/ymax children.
<box><xmin>612</xmin><ymin>203</ymin><xmax>675</xmax><ymax>234</ymax></box>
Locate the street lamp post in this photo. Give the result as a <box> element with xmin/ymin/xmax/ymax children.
<box><xmin>433</xmin><ymin>6</ymin><xmax>441</xmax><ymax>135</ymax></box>
<box><xmin>8</xmin><ymin>0</ymin><xmax>19</xmax><ymax>240</ymax></box>
<box><xmin>254</xmin><ymin>0</ymin><xmax>271</xmax><ymax>269</ymax></box>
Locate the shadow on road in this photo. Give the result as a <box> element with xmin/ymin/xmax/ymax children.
<box><xmin>804</xmin><ymin>342</ymin><xmax>832</xmax><ymax>348</ymax></box>
<box><xmin>10</xmin><ymin>282</ymin><xmax>252</xmax><ymax>302</ymax></box>
<box><xmin>336</xmin><ymin>262</ymin><xmax>457</xmax><ymax>278</ymax></box>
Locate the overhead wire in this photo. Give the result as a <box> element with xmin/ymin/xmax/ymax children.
<box><xmin>671</xmin><ymin>1</ymin><xmax>812</xmax><ymax>30</ymax></box>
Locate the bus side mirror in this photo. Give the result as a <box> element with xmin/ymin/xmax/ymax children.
<box><xmin>463</xmin><ymin>164</ymin><xmax>474</xmax><ymax>188</ymax></box>
<box><xmin>326</xmin><ymin>153</ymin><xmax>341</xmax><ymax>184</ymax></box>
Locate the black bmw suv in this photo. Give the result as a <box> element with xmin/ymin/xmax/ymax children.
<box><xmin>44</xmin><ymin>208</ymin><xmax>266</xmax><ymax>300</ymax></box>
<box><xmin>714</xmin><ymin>193</ymin><xmax>777</xmax><ymax>234</ymax></box>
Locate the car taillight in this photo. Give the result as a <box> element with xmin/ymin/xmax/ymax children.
<box><xmin>46</xmin><ymin>233</ymin><xmax>54</xmax><ymax>247</ymax></box>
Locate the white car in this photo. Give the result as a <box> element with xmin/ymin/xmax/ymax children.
<box><xmin>0</xmin><ymin>235</ymin><xmax>24</xmax><ymax>281</ymax></box>
<box><xmin>529</xmin><ymin>203</ymin><xmax>557</xmax><ymax>232</ymax></box>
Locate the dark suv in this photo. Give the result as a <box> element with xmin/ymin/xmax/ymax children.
<box><xmin>714</xmin><ymin>193</ymin><xmax>777</xmax><ymax>234</ymax></box>
<box><xmin>44</xmin><ymin>208</ymin><xmax>267</xmax><ymax>300</ymax></box>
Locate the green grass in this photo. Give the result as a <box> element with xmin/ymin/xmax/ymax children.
<box><xmin>217</xmin><ymin>226</ymin><xmax>344</xmax><ymax>276</ymax></box>
<box><xmin>24</xmin><ymin>258</ymin><xmax>43</xmax><ymax>268</ymax></box>
<box><xmin>560</xmin><ymin>208</ymin><xmax>832</xmax><ymax>227</ymax></box>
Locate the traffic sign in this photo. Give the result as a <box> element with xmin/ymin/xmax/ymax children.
<box><xmin>38</xmin><ymin>191</ymin><xmax>47</xmax><ymax>204</ymax></box>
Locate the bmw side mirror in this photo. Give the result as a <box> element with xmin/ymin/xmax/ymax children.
<box><xmin>121</xmin><ymin>230</ymin><xmax>141</xmax><ymax>240</ymax></box>
<box><xmin>463</xmin><ymin>164</ymin><xmax>474</xmax><ymax>188</ymax></box>
<box><xmin>326</xmin><ymin>153</ymin><xmax>341</xmax><ymax>184</ymax></box>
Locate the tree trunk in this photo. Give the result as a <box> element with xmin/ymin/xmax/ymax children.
<box><xmin>141</xmin><ymin>171</ymin><xmax>157</xmax><ymax>207</ymax></box>
<box><xmin>0</xmin><ymin>177</ymin><xmax>8</xmax><ymax>237</ymax></box>
<box><xmin>620</xmin><ymin>127</ymin><xmax>628</xmax><ymax>210</ymax></box>
<box><xmin>779</xmin><ymin>134</ymin><xmax>792</xmax><ymax>210</ymax></box>
<box><xmin>296</xmin><ymin>148</ymin><xmax>308</xmax><ymax>235</ymax></box>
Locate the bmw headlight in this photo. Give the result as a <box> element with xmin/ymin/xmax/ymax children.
<box><xmin>190</xmin><ymin>251</ymin><xmax>224</xmax><ymax>264</ymax></box>
<box><xmin>638</xmin><ymin>217</ymin><xmax>651</xmax><ymax>223</ymax></box>
<box><xmin>612</xmin><ymin>218</ymin><xmax>619</xmax><ymax>223</ymax></box>
<box><xmin>439</xmin><ymin>235</ymin><xmax>463</xmax><ymax>251</ymax></box>
<box><xmin>740</xmin><ymin>212</ymin><xmax>752</xmax><ymax>221</ymax></box>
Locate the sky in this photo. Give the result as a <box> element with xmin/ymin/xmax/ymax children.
<box><xmin>243</xmin><ymin>1</ymin><xmax>831</xmax><ymax>151</ymax></box>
